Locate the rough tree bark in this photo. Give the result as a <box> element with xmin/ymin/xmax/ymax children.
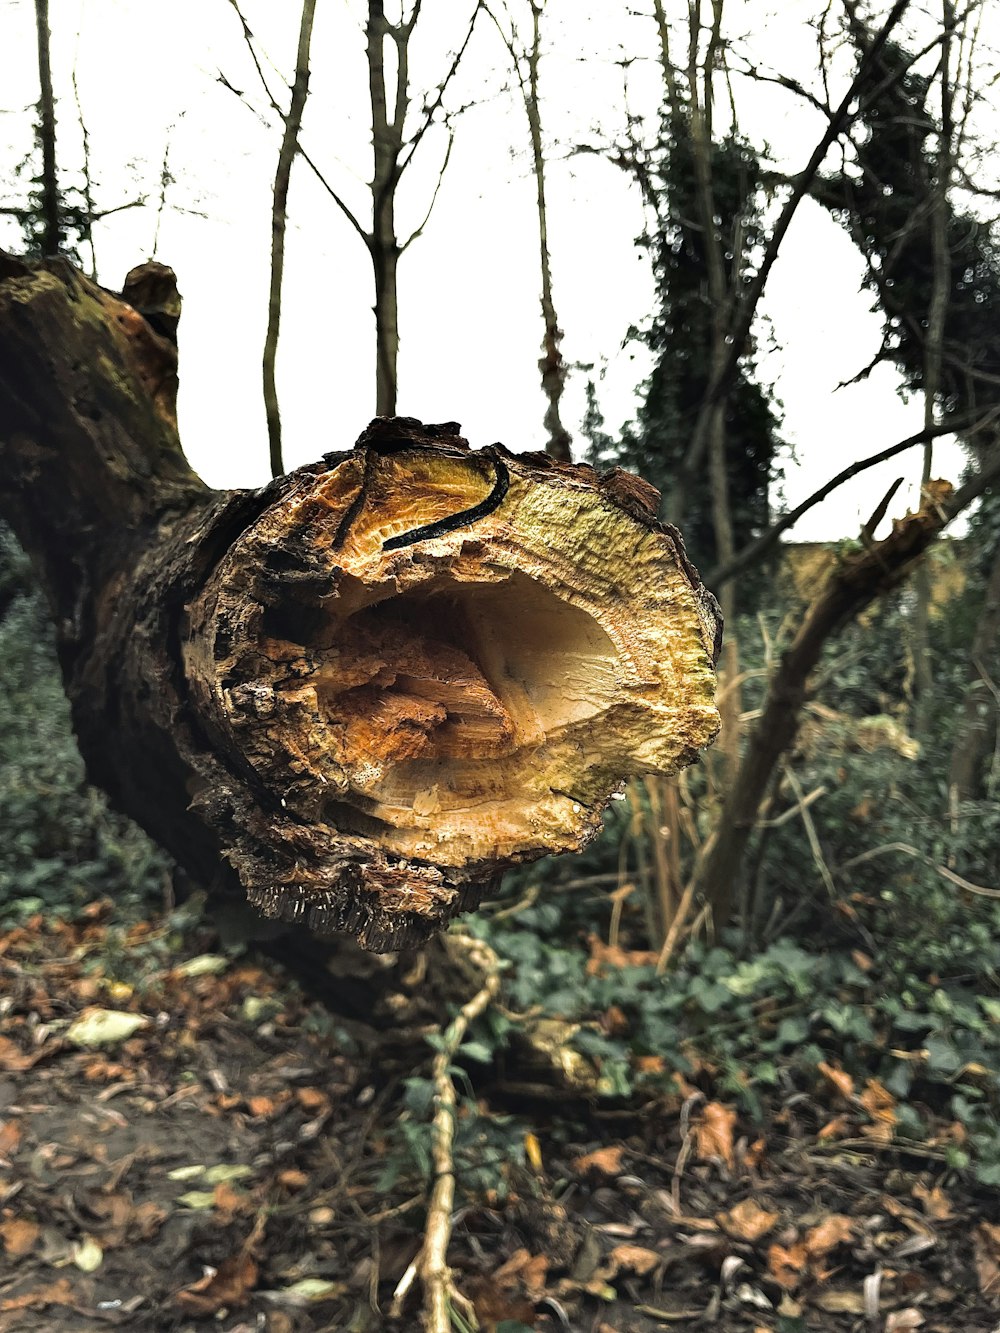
<box><xmin>0</xmin><ymin>251</ymin><xmax>721</xmax><ymax>952</ymax></box>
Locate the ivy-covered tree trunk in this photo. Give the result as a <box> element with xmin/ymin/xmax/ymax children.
<box><xmin>0</xmin><ymin>251</ymin><xmax>721</xmax><ymax>951</ymax></box>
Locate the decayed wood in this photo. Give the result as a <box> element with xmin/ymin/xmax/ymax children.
<box><xmin>0</xmin><ymin>251</ymin><xmax>721</xmax><ymax>951</ymax></box>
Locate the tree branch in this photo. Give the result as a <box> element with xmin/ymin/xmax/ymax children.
<box><xmin>400</xmin><ymin>129</ymin><xmax>454</xmax><ymax>252</ymax></box>
<box><xmin>223</xmin><ymin>2</ymin><xmax>368</xmax><ymax>244</ymax></box>
<box><xmin>707</xmin><ymin>408</ymin><xmax>1000</xmax><ymax>589</ymax></box>
<box><xmin>397</xmin><ymin>0</ymin><xmax>483</xmax><ymax>176</ymax></box>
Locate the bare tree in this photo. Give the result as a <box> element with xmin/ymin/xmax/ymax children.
<box><xmin>489</xmin><ymin>0</ymin><xmax>572</xmax><ymax>461</ymax></box>
<box><xmin>228</xmin><ymin>1</ymin><xmax>482</xmax><ymax>422</ymax></box>
<box><xmin>263</xmin><ymin>0</ymin><xmax>317</xmax><ymax>478</ymax></box>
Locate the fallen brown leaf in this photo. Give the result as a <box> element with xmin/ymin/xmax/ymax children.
<box><xmin>817</xmin><ymin>1114</ymin><xmax>851</xmax><ymax>1141</ymax></box>
<box><xmin>602</xmin><ymin>1004</ymin><xmax>629</xmax><ymax>1037</ymax></box>
<box><xmin>743</xmin><ymin>1136</ymin><xmax>767</xmax><ymax>1169</ymax></box>
<box><xmin>0</xmin><ymin>1278</ymin><xmax>76</xmax><ymax>1312</ymax></box>
<box><xmin>295</xmin><ymin>1087</ymin><xmax>329</xmax><ymax>1112</ymax></box>
<box><xmin>860</xmin><ymin>1078</ymin><xmax>895</xmax><ymax>1122</ymax></box>
<box><xmin>717</xmin><ymin>1198</ymin><xmax>779</xmax><ymax>1243</ymax></box>
<box><xmin>912</xmin><ymin>1181</ymin><xmax>953</xmax><ymax>1221</ymax></box>
<box><xmin>212</xmin><ymin>1180</ymin><xmax>250</xmax><ymax>1224</ymax></box>
<box><xmin>634</xmin><ymin>1054</ymin><xmax>667</xmax><ymax>1075</ymax></box>
<box><xmin>885</xmin><ymin>1311</ymin><xmax>925</xmax><ymax>1330</ymax></box>
<box><xmin>767</xmin><ymin>1240</ymin><xmax>808</xmax><ymax>1289</ymax></box>
<box><xmin>87</xmin><ymin>1193</ymin><xmax>166</xmax><ymax>1247</ymax></box>
<box><xmin>608</xmin><ymin>1244</ymin><xmax>661</xmax><ymax>1277</ymax></box>
<box><xmin>571</xmin><ymin>1146</ymin><xmax>624</xmax><ymax>1177</ymax></box>
<box><xmin>805</xmin><ymin>1214</ymin><xmax>855</xmax><ymax>1261</ymax></box>
<box><xmin>694</xmin><ymin>1102</ymin><xmax>737</xmax><ymax>1168</ymax></box>
<box><xmin>468</xmin><ymin>1276</ymin><xmax>536</xmax><ymax>1329</ymax></box>
<box><xmin>586</xmin><ymin>934</ymin><xmax>659</xmax><ymax>976</ymax></box>
<box><xmin>0</xmin><ymin>1218</ymin><xmax>40</xmax><ymax>1258</ymax></box>
<box><xmin>817</xmin><ymin>1061</ymin><xmax>854</xmax><ymax>1099</ymax></box>
<box><xmin>974</xmin><ymin>1222</ymin><xmax>1000</xmax><ymax>1301</ymax></box>
<box><xmin>175</xmin><ymin>1253</ymin><xmax>259</xmax><ymax>1315</ymax></box>
<box><xmin>278</xmin><ymin>1169</ymin><xmax>309</xmax><ymax>1191</ymax></box>
<box><xmin>493</xmin><ymin>1247</ymin><xmax>549</xmax><ymax>1296</ymax></box>
<box><xmin>0</xmin><ymin>1120</ymin><xmax>22</xmax><ymax>1159</ymax></box>
<box><xmin>0</xmin><ymin>1037</ymin><xmax>35</xmax><ymax>1072</ymax></box>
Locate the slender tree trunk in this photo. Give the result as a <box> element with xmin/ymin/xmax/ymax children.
<box><xmin>371</xmin><ymin>216</ymin><xmax>400</xmax><ymax>416</ymax></box>
<box><xmin>949</xmin><ymin>532</ymin><xmax>1000</xmax><ymax>806</ymax></box>
<box><xmin>34</xmin><ymin>0</ymin><xmax>60</xmax><ymax>256</ymax></box>
<box><xmin>686</xmin><ymin>2</ymin><xmax>743</xmax><ymax>825</ymax></box>
<box><xmin>263</xmin><ymin>0</ymin><xmax>317</xmax><ymax>479</ymax></box>
<box><xmin>912</xmin><ymin>0</ymin><xmax>954</xmax><ymax>733</ymax></box>
<box><xmin>367</xmin><ymin>0</ymin><xmax>407</xmax><ymax>418</ymax></box>
<box><xmin>526</xmin><ymin>1</ymin><xmax>571</xmax><ymax>462</ymax></box>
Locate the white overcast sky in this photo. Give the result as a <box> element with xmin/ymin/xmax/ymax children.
<box><xmin>1</xmin><ymin>0</ymin><xmax>997</xmax><ymax>540</ymax></box>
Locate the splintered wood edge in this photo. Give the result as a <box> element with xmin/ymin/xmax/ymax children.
<box><xmin>182</xmin><ymin>421</ymin><xmax>722</xmax><ymax>949</ymax></box>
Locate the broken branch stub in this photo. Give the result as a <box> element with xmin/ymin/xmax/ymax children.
<box><xmin>184</xmin><ymin>419</ymin><xmax>721</xmax><ymax>945</ymax></box>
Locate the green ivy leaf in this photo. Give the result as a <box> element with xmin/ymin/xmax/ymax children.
<box><xmin>459</xmin><ymin>1041</ymin><xmax>494</xmax><ymax>1064</ymax></box>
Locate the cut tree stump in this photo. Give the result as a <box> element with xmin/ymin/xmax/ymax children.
<box><xmin>0</xmin><ymin>252</ymin><xmax>721</xmax><ymax>950</ymax></box>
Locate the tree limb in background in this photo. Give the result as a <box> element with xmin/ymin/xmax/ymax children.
<box><xmin>949</xmin><ymin>545</ymin><xmax>1000</xmax><ymax>808</ymax></box>
<box><xmin>707</xmin><ymin>409</ymin><xmax>1000</xmax><ymax>589</ymax></box>
<box><xmin>839</xmin><ymin>841</ymin><xmax>1000</xmax><ymax>899</ymax></box>
<box><xmin>690</xmin><ymin>455</ymin><xmax>1000</xmax><ymax>920</ymax></box>
<box><xmin>263</xmin><ymin>0</ymin><xmax>317</xmax><ymax>478</ymax></box>
<box><xmin>226</xmin><ymin>1</ymin><xmax>482</xmax><ymax>420</ymax></box>
<box><xmin>810</xmin><ymin>0</ymin><xmax>999</xmax><ymax>796</ymax></box>
<box><xmin>70</xmin><ymin>56</ymin><xmax>96</xmax><ymax>277</ymax></box>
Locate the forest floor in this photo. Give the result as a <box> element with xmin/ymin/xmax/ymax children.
<box><xmin>0</xmin><ymin>902</ymin><xmax>998</xmax><ymax>1333</ymax></box>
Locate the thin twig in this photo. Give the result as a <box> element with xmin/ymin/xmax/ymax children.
<box><xmin>656</xmin><ymin>875</ymin><xmax>700</xmax><ymax>974</ymax></box>
<box><xmin>838</xmin><ymin>841</ymin><xmax>1000</xmax><ymax>898</ymax></box>
<box><xmin>391</xmin><ymin>936</ymin><xmax>502</xmax><ymax>1330</ymax></box>
<box><xmin>784</xmin><ymin>767</ymin><xmax>836</xmax><ymax>900</ymax></box>
<box><xmin>758</xmin><ymin>784</ymin><xmax>828</xmax><ymax>828</ymax></box>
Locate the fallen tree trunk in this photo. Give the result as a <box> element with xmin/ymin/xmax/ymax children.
<box><xmin>0</xmin><ymin>251</ymin><xmax>721</xmax><ymax>951</ymax></box>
